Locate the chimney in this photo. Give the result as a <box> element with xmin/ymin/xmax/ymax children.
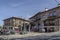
<box><xmin>45</xmin><ymin>8</ymin><xmax>48</xmax><ymax>11</ymax></box>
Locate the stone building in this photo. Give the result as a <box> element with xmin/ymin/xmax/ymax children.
<box><xmin>3</xmin><ymin>17</ymin><xmax>30</xmax><ymax>33</ymax></box>
<box><xmin>29</xmin><ymin>6</ymin><xmax>60</xmax><ymax>32</ymax></box>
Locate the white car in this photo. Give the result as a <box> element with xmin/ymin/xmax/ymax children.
<box><xmin>2</xmin><ymin>29</ymin><xmax>10</xmax><ymax>35</ymax></box>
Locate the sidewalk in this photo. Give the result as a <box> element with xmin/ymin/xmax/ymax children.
<box><xmin>0</xmin><ymin>32</ymin><xmax>44</xmax><ymax>39</ymax></box>
<box><xmin>0</xmin><ymin>31</ymin><xmax>60</xmax><ymax>39</ymax></box>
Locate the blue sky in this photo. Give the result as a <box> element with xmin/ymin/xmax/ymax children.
<box><xmin>0</xmin><ymin>0</ymin><xmax>60</xmax><ymax>26</ymax></box>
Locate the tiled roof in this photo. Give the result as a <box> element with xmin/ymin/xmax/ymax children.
<box><xmin>3</xmin><ymin>17</ymin><xmax>30</xmax><ymax>22</ymax></box>
<box><xmin>29</xmin><ymin>6</ymin><xmax>60</xmax><ymax>19</ymax></box>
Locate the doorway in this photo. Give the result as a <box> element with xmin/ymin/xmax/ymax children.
<box><xmin>44</xmin><ymin>27</ymin><xmax>47</xmax><ymax>32</ymax></box>
<box><xmin>48</xmin><ymin>27</ymin><xmax>54</xmax><ymax>32</ymax></box>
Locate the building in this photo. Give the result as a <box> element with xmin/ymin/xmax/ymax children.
<box><xmin>3</xmin><ymin>17</ymin><xmax>30</xmax><ymax>33</ymax></box>
<box><xmin>29</xmin><ymin>6</ymin><xmax>60</xmax><ymax>32</ymax></box>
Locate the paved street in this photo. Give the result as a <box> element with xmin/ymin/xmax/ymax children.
<box><xmin>10</xmin><ymin>36</ymin><xmax>60</xmax><ymax>40</ymax></box>
<box><xmin>0</xmin><ymin>32</ymin><xmax>60</xmax><ymax>40</ymax></box>
<box><xmin>1</xmin><ymin>35</ymin><xmax>60</xmax><ymax>40</ymax></box>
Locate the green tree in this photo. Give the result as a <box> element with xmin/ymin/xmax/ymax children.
<box><xmin>0</xmin><ymin>26</ymin><xmax>2</xmax><ymax>28</ymax></box>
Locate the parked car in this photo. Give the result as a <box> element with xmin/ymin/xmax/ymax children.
<box><xmin>19</xmin><ymin>30</ymin><xmax>27</xmax><ymax>35</ymax></box>
<box><xmin>5</xmin><ymin>30</ymin><xmax>10</xmax><ymax>35</ymax></box>
<box><xmin>10</xmin><ymin>30</ymin><xmax>15</xmax><ymax>34</ymax></box>
<box><xmin>2</xmin><ymin>29</ymin><xmax>10</xmax><ymax>35</ymax></box>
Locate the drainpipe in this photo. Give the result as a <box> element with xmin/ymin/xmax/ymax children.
<box><xmin>21</xmin><ymin>25</ymin><xmax>22</xmax><ymax>32</ymax></box>
<box><xmin>58</xmin><ymin>18</ymin><xmax>59</xmax><ymax>31</ymax></box>
<box><xmin>29</xmin><ymin>23</ymin><xmax>31</xmax><ymax>32</ymax></box>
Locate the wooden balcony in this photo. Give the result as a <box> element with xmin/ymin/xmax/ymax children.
<box><xmin>48</xmin><ymin>15</ymin><xmax>60</xmax><ymax>20</ymax></box>
<box><xmin>44</xmin><ymin>26</ymin><xmax>59</xmax><ymax>27</ymax></box>
<box><xmin>33</xmin><ymin>18</ymin><xmax>41</xmax><ymax>22</ymax></box>
<box><xmin>44</xmin><ymin>26</ymin><xmax>59</xmax><ymax>32</ymax></box>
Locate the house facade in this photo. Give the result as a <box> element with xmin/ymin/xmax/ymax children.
<box><xmin>29</xmin><ymin>6</ymin><xmax>60</xmax><ymax>32</ymax></box>
<box><xmin>3</xmin><ymin>17</ymin><xmax>30</xmax><ymax>33</ymax></box>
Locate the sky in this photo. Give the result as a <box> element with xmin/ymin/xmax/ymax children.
<box><xmin>0</xmin><ymin>0</ymin><xmax>60</xmax><ymax>26</ymax></box>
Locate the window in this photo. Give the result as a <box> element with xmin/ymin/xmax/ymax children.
<box><xmin>13</xmin><ymin>19</ymin><xmax>15</xmax><ymax>22</ymax></box>
<box><xmin>19</xmin><ymin>21</ymin><xmax>21</xmax><ymax>24</ymax></box>
<box><xmin>49</xmin><ymin>12</ymin><xmax>54</xmax><ymax>16</ymax></box>
<box><xmin>49</xmin><ymin>11</ymin><xmax>58</xmax><ymax>17</ymax></box>
<box><xmin>9</xmin><ymin>27</ymin><xmax>13</xmax><ymax>30</ymax></box>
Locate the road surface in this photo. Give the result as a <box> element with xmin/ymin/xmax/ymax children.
<box><xmin>0</xmin><ymin>32</ymin><xmax>60</xmax><ymax>40</ymax></box>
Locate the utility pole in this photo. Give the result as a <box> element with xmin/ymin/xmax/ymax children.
<box><xmin>54</xmin><ymin>0</ymin><xmax>60</xmax><ymax>6</ymax></box>
<box><xmin>55</xmin><ymin>0</ymin><xmax>59</xmax><ymax>4</ymax></box>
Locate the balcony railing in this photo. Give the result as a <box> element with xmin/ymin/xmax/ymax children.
<box><xmin>44</xmin><ymin>26</ymin><xmax>59</xmax><ymax>27</ymax></box>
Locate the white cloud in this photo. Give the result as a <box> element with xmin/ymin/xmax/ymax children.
<box><xmin>8</xmin><ymin>0</ymin><xmax>34</xmax><ymax>8</ymax></box>
<box><xmin>8</xmin><ymin>1</ymin><xmax>25</xmax><ymax>8</ymax></box>
<box><xmin>8</xmin><ymin>3</ymin><xmax>20</xmax><ymax>8</ymax></box>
